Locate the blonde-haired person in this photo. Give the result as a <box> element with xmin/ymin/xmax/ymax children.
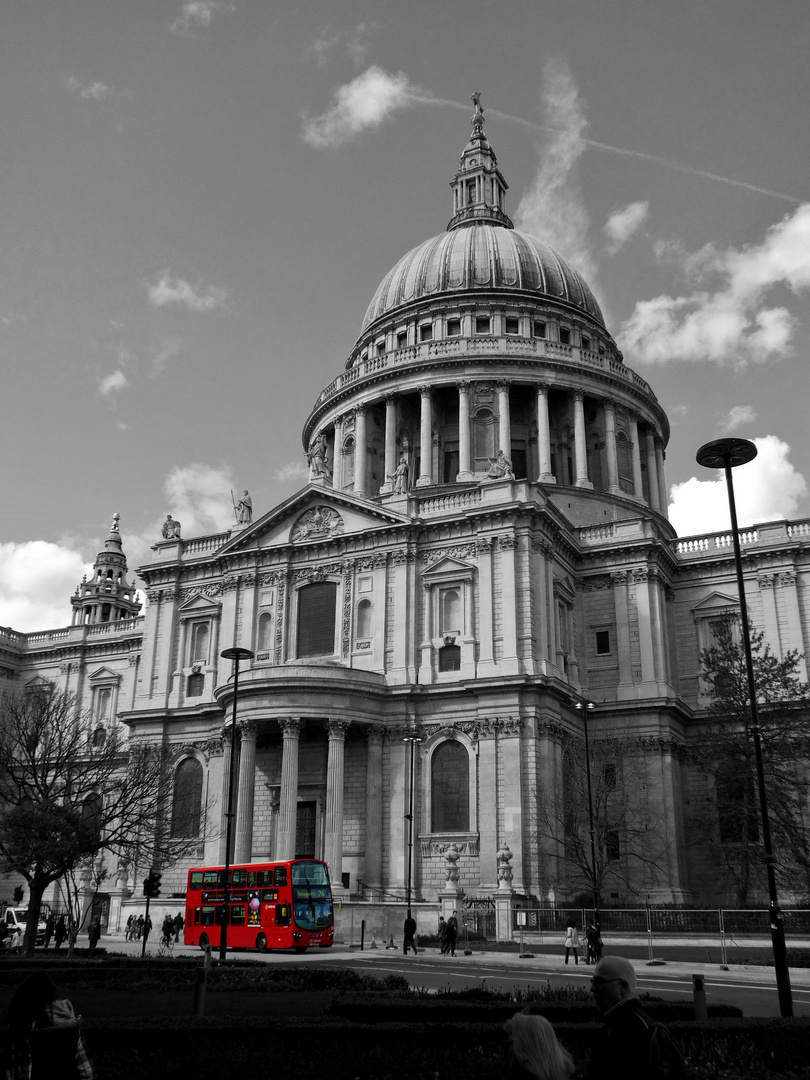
<box><xmin>504</xmin><ymin>1011</ymin><xmax>575</xmax><ymax>1080</ymax></box>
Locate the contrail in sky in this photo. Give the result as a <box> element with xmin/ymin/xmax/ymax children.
<box><xmin>416</xmin><ymin>95</ymin><xmax>803</xmax><ymax>206</ymax></box>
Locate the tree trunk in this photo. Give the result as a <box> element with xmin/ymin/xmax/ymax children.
<box><xmin>22</xmin><ymin>876</ymin><xmax>47</xmax><ymax>957</ymax></box>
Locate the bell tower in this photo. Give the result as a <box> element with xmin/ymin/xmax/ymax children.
<box><xmin>71</xmin><ymin>514</ymin><xmax>142</xmax><ymax>625</ymax></box>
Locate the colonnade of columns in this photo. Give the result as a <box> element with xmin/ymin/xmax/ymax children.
<box><xmin>326</xmin><ymin>379</ymin><xmax>667</xmax><ymax>512</ymax></box>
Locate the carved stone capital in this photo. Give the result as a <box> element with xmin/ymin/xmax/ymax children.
<box><xmin>327</xmin><ymin>719</ymin><xmax>351</xmax><ymax>739</ymax></box>
<box><xmin>239</xmin><ymin>720</ymin><xmax>258</xmax><ymax>740</ymax></box>
<box><xmin>279</xmin><ymin>717</ymin><xmax>305</xmax><ymax>737</ymax></box>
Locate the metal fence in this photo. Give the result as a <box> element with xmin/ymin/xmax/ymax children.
<box><xmin>513</xmin><ymin>905</ymin><xmax>810</xmax><ymax>936</ymax></box>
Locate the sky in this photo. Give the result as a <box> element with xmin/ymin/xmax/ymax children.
<box><xmin>2</xmin><ymin>0</ymin><xmax>810</xmax><ymax>631</ymax></box>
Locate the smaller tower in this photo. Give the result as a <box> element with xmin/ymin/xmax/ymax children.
<box><xmin>71</xmin><ymin>514</ymin><xmax>142</xmax><ymax>626</ymax></box>
<box><xmin>447</xmin><ymin>92</ymin><xmax>513</xmax><ymax>231</ymax></box>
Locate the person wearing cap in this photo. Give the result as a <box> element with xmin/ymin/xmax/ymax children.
<box><xmin>586</xmin><ymin>955</ymin><xmax>668</xmax><ymax>1079</ymax></box>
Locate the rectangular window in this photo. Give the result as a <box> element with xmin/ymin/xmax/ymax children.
<box><xmin>396</xmin><ymin>331</ymin><xmax>407</xmax><ymax>348</ymax></box>
<box><xmin>419</xmin><ymin>323</ymin><xmax>433</xmax><ymax>342</ymax></box>
<box><xmin>606</xmin><ymin>831</ymin><xmax>621</xmax><ymax>861</ymax></box>
<box><xmin>296</xmin><ymin>582</ymin><xmax>338</xmax><ymax>658</ymax></box>
<box><xmin>376</xmin><ymin>340</ymin><xmax>385</xmax><ymax>355</ymax></box>
<box><xmin>595</xmin><ymin>630</ymin><xmax>611</xmax><ymax>655</ymax></box>
<box><xmin>446</xmin><ymin>318</ymin><xmax>461</xmax><ymax>337</ymax></box>
<box><xmin>559</xmin><ymin>328</ymin><xmax>571</xmax><ymax>345</ymax></box>
<box><xmin>475</xmin><ymin>315</ymin><xmax>490</xmax><ymax>334</ymax></box>
<box><xmin>505</xmin><ymin>316</ymin><xmax>520</xmax><ymax>335</ymax></box>
<box><xmin>533</xmin><ymin>321</ymin><xmax>546</xmax><ymax>338</ymax></box>
<box><xmin>582</xmin><ymin>335</ymin><xmax>591</xmax><ymax>350</ymax></box>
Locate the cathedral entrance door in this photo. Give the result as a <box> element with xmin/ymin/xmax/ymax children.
<box><xmin>295</xmin><ymin>801</ymin><xmax>317</xmax><ymax>859</ymax></box>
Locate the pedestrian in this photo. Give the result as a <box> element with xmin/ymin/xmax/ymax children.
<box><xmin>504</xmin><ymin>1011</ymin><xmax>575</xmax><ymax>1080</ymax></box>
<box><xmin>124</xmin><ymin>914</ymin><xmax>134</xmax><ymax>941</ymax></box>
<box><xmin>143</xmin><ymin>914</ymin><xmax>152</xmax><ymax>941</ymax></box>
<box><xmin>44</xmin><ymin>914</ymin><xmax>55</xmax><ymax>950</ymax></box>
<box><xmin>87</xmin><ymin>917</ymin><xmax>101</xmax><ymax>951</ymax></box>
<box><xmin>161</xmin><ymin>915</ymin><xmax>173</xmax><ymax>947</ymax></box>
<box><xmin>447</xmin><ymin>909</ymin><xmax>458</xmax><ymax>957</ymax></box>
<box><xmin>587</xmin><ymin>955</ymin><xmax>688</xmax><ymax>1079</ymax></box>
<box><xmin>586</xmin><ymin>921</ymin><xmax>602</xmax><ymax>965</ymax></box>
<box><xmin>402</xmin><ymin>913</ymin><xmax>418</xmax><ymax>955</ymax></box>
<box><xmin>438</xmin><ymin>915</ymin><xmax>448</xmax><ymax>954</ymax></box>
<box><xmin>53</xmin><ymin>916</ymin><xmax>66</xmax><ymax>951</ymax></box>
<box><xmin>5</xmin><ymin>971</ymin><xmax>95</xmax><ymax>1079</ymax></box>
<box><xmin>173</xmin><ymin>913</ymin><xmax>184</xmax><ymax>943</ymax></box>
<box><xmin>136</xmin><ymin>915</ymin><xmax>144</xmax><ymax>940</ymax></box>
<box><xmin>563</xmin><ymin>919</ymin><xmax>579</xmax><ymax>965</ymax></box>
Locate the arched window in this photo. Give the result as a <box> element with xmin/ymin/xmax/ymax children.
<box><xmin>257</xmin><ymin>611</ymin><xmax>273</xmax><ymax>653</ymax></box>
<box><xmin>81</xmin><ymin>793</ymin><xmax>103</xmax><ymax>846</ymax></box>
<box><xmin>91</xmin><ymin>726</ymin><xmax>106</xmax><ymax>748</ymax></box>
<box><xmin>356</xmin><ymin>599</ymin><xmax>372</xmax><ymax>640</ymax></box>
<box><xmin>441</xmin><ymin>589</ymin><xmax>461</xmax><ymax>634</ymax></box>
<box><xmin>95</xmin><ymin>688</ymin><xmax>112</xmax><ymax>722</ymax></box>
<box><xmin>297</xmin><ymin>581</ymin><xmax>338</xmax><ymax>658</ymax></box>
<box><xmin>431</xmin><ymin>741</ymin><xmax>469</xmax><ymax>831</ymax></box>
<box><xmin>473</xmin><ymin>409</ymin><xmax>496</xmax><ymax>471</ymax></box>
<box><xmin>342</xmin><ymin>437</ymin><xmax>355</xmax><ymax>491</ymax></box>
<box><xmin>191</xmin><ymin>623</ymin><xmax>209</xmax><ymax>664</ymax></box>
<box><xmin>617</xmin><ymin>431</ymin><xmax>633</xmax><ymax>492</ymax></box>
<box><xmin>171</xmin><ymin>758</ymin><xmax>204</xmax><ymax>838</ymax></box>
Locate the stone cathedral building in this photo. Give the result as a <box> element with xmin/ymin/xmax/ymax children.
<box><xmin>2</xmin><ymin>104</ymin><xmax>809</xmax><ymax>926</ymax></box>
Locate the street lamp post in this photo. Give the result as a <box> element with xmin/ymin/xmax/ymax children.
<box><xmin>575</xmin><ymin>701</ymin><xmax>600</xmax><ymax>928</ymax></box>
<box><xmin>218</xmin><ymin>646</ymin><xmax>255</xmax><ymax>961</ymax></box>
<box><xmin>696</xmin><ymin>437</ymin><xmax>793</xmax><ymax>1017</ymax></box>
<box><xmin>403</xmin><ymin>731</ymin><xmax>423</xmax><ymax>918</ymax></box>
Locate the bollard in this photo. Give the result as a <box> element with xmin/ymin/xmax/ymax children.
<box><xmin>692</xmin><ymin>973</ymin><xmax>707</xmax><ymax>1021</ymax></box>
<box><xmin>360</xmin><ymin>919</ymin><xmax>365</xmax><ymax>951</ymax></box>
<box><xmin>193</xmin><ymin>966</ymin><xmax>207</xmax><ymax>1017</ymax></box>
<box><xmin>370</xmin><ymin>932</ymin><xmax>377</xmax><ymax>949</ymax></box>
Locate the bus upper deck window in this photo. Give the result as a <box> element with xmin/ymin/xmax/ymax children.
<box><xmin>274</xmin><ymin>867</ymin><xmax>287</xmax><ymax>886</ymax></box>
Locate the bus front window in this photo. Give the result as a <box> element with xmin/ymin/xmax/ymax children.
<box><xmin>291</xmin><ymin>861</ymin><xmax>333</xmax><ymax>932</ymax></box>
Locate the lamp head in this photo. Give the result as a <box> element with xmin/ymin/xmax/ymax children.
<box><xmin>696</xmin><ymin>438</ymin><xmax>757</xmax><ymax>470</ymax></box>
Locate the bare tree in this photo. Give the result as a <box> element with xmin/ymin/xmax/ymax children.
<box><xmin>0</xmin><ymin>686</ymin><xmax>188</xmax><ymax>955</ymax></box>
<box><xmin>691</xmin><ymin>614</ymin><xmax>810</xmax><ymax>904</ymax></box>
<box><xmin>536</xmin><ymin>735</ymin><xmax>672</xmax><ymax>906</ymax></box>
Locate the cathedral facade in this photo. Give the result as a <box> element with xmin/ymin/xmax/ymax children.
<box><xmin>3</xmin><ymin>106</ymin><xmax>809</xmax><ymax>922</ymax></box>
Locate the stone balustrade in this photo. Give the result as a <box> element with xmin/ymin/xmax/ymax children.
<box><xmin>674</xmin><ymin>517</ymin><xmax>810</xmax><ymax>559</ymax></box>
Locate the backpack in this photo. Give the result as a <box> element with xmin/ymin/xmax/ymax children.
<box><xmin>647</xmin><ymin>1021</ymin><xmax>689</xmax><ymax>1079</ymax></box>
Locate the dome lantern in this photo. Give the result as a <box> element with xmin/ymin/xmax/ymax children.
<box><xmin>447</xmin><ymin>92</ymin><xmax>513</xmax><ymax>232</ymax></box>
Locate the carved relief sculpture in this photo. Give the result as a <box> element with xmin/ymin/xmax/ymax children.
<box><xmin>291</xmin><ymin>506</ymin><xmax>344</xmax><ymax>543</ymax></box>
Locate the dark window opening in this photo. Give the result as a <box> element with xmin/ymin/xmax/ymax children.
<box><xmin>505</xmin><ymin>316</ymin><xmax>520</xmax><ymax>335</ymax></box>
<box><xmin>595</xmin><ymin>630</ymin><xmax>611</xmax><ymax>655</ymax></box>
<box><xmin>439</xmin><ymin>644</ymin><xmax>461</xmax><ymax>672</ymax></box>
<box><xmin>446</xmin><ymin>318</ymin><xmax>461</xmax><ymax>337</ymax></box>
<box><xmin>475</xmin><ymin>315</ymin><xmax>491</xmax><ymax>334</ymax></box>
<box><xmin>171</xmin><ymin>758</ymin><xmax>203</xmax><ymax>838</ymax></box>
<box><xmin>297</xmin><ymin>582</ymin><xmax>338</xmax><ymax>658</ymax></box>
<box><xmin>533</xmin><ymin>321</ymin><xmax>546</xmax><ymax>338</ymax></box>
<box><xmin>510</xmin><ymin>445</ymin><xmax>527</xmax><ymax>480</ymax></box>
<box><xmin>606</xmin><ymin>831</ymin><xmax>621</xmax><ymax>861</ymax></box>
<box><xmin>559</xmin><ymin>328</ymin><xmax>571</xmax><ymax>345</ymax></box>
<box><xmin>419</xmin><ymin>324</ymin><xmax>433</xmax><ymax>342</ymax></box>
<box><xmin>443</xmin><ymin>447</ymin><xmax>459</xmax><ymax>483</ymax></box>
<box><xmin>603</xmin><ymin>763</ymin><xmax>617</xmax><ymax>790</ymax></box>
<box><xmin>396</xmin><ymin>331</ymin><xmax>407</xmax><ymax>348</ymax></box>
<box><xmin>431</xmin><ymin>741</ymin><xmax>469</xmax><ymax>831</ymax></box>
<box><xmin>295</xmin><ymin>801</ymin><xmax>317</xmax><ymax>859</ymax></box>
<box><xmin>187</xmin><ymin>672</ymin><xmax>204</xmax><ymax>697</ymax></box>
<box><xmin>582</xmin><ymin>335</ymin><xmax>591</xmax><ymax>350</ymax></box>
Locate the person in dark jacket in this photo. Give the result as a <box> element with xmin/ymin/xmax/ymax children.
<box><xmin>402</xmin><ymin>914</ymin><xmax>418</xmax><ymax>955</ymax></box>
<box><xmin>6</xmin><ymin>972</ymin><xmax>95</xmax><ymax>1079</ymax></box>
<box><xmin>43</xmin><ymin>915</ymin><xmax>55</xmax><ymax>950</ymax></box>
<box><xmin>587</xmin><ymin>955</ymin><xmax>682</xmax><ymax>1079</ymax></box>
<box><xmin>87</xmin><ymin>918</ymin><xmax>101</xmax><ymax>951</ymax></box>
<box><xmin>446</xmin><ymin>910</ymin><xmax>459</xmax><ymax>956</ymax></box>
<box><xmin>53</xmin><ymin>916</ymin><xmax>67</xmax><ymax>951</ymax></box>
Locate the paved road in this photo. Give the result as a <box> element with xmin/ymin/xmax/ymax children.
<box><xmin>102</xmin><ymin>935</ymin><xmax>810</xmax><ymax>1018</ymax></box>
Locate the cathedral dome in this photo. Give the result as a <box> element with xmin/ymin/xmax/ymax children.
<box><xmin>361</xmin><ymin>225</ymin><xmax>604</xmax><ymax>332</ymax></box>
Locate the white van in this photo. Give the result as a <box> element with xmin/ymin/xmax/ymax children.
<box><xmin>3</xmin><ymin>908</ymin><xmax>47</xmax><ymax>947</ymax></box>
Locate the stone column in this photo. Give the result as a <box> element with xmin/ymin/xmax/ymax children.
<box><xmin>416</xmin><ymin>386</ymin><xmax>433</xmax><ymax>487</ymax></box>
<box><xmin>476</xmin><ymin>537</ymin><xmax>496</xmax><ymax>675</ymax></box>
<box><xmin>629</xmin><ymin>414</ymin><xmax>644</xmax><ymax>499</ymax></box>
<box><xmin>364</xmin><ymin>726</ymin><xmax>385</xmax><ymax>897</ymax></box>
<box><xmin>604</xmin><ymin>398</ymin><xmax>620</xmax><ymax>493</ymax></box>
<box><xmin>497</xmin><ymin>381</ymin><xmax>511</xmax><ymax>457</ymax></box>
<box><xmin>457</xmin><ymin>382</ymin><xmax>473</xmax><ymax>480</ymax></box>
<box><xmin>536</xmin><ymin>383</ymin><xmax>555</xmax><ymax>482</ymax></box>
<box><xmin>655</xmin><ymin>438</ymin><xmax>668</xmax><ymax>518</ymax></box>
<box><xmin>333</xmin><ymin>415</ymin><xmax>344</xmax><ymax>490</ymax></box>
<box><xmin>353</xmin><ymin>407</ymin><xmax>368</xmax><ymax>496</ymax></box>
<box><xmin>645</xmin><ymin>429</ymin><xmax>660</xmax><ymax>511</ymax></box>
<box><xmin>573</xmin><ymin>391</ymin><xmax>592</xmax><ymax>488</ymax></box>
<box><xmin>383</xmin><ymin>396</ymin><xmax>397</xmax><ymax>490</ymax></box>
<box><xmin>218</xmin><ymin>724</ymin><xmax>237</xmax><ymax>863</ymax></box>
<box><xmin>634</xmin><ymin>568</ymin><xmax>657</xmax><ymax>686</ymax></box>
<box><xmin>779</xmin><ymin>572</ymin><xmax>808</xmax><ymax>680</ymax></box>
<box><xmin>277</xmin><ymin>718</ymin><xmax>304</xmax><ymax>860</ymax></box>
<box><xmin>325</xmin><ymin>720</ymin><xmax>351</xmax><ymax>888</ymax></box>
<box><xmin>611</xmin><ymin>571</ymin><xmax>634</xmax><ymax>694</ymax></box>
<box><xmin>234</xmin><ymin>720</ymin><xmax>257</xmax><ymax>864</ymax></box>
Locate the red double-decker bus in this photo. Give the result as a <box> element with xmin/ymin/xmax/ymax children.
<box><xmin>184</xmin><ymin>859</ymin><xmax>334</xmax><ymax>953</ymax></box>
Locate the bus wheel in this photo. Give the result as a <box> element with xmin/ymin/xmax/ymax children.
<box><xmin>199</xmin><ymin>934</ymin><xmax>209</xmax><ymax>950</ymax></box>
<box><xmin>256</xmin><ymin>934</ymin><xmax>267</xmax><ymax>952</ymax></box>
<box><xmin>293</xmin><ymin>946</ymin><xmax>308</xmax><ymax>954</ymax></box>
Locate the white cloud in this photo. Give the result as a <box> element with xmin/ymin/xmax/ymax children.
<box><xmin>669</xmin><ymin>435</ymin><xmax>808</xmax><ymax>536</ymax></box>
<box><xmin>622</xmin><ymin>203</ymin><xmax>810</xmax><ymax>366</ymax></box>
<box><xmin>98</xmin><ymin>370</ymin><xmax>129</xmax><ymax>398</ymax></box>
<box><xmin>604</xmin><ymin>200</ymin><xmax>649</xmax><ymax>254</ymax></box>
<box><xmin>301</xmin><ymin>66</ymin><xmax>421</xmax><ymax>148</ymax></box>
<box><xmin>147</xmin><ymin>272</ymin><xmax>229</xmax><ymax>312</ymax></box>
<box><xmin>171</xmin><ymin>2</ymin><xmax>235</xmax><ymax>35</ymax></box>
<box><xmin>151</xmin><ymin>335</ymin><xmax>183</xmax><ymax>376</ymax></box>
<box><xmin>276</xmin><ymin>461</ymin><xmax>309</xmax><ymax>485</ymax></box>
<box><xmin>720</xmin><ymin>405</ymin><xmax>757</xmax><ymax>433</ymax></box>
<box><xmin>0</xmin><ymin>541</ymin><xmax>93</xmax><ymax>633</ymax></box>
<box><xmin>307</xmin><ymin>28</ymin><xmax>341</xmax><ymax>64</ymax></box>
<box><xmin>514</xmin><ymin>57</ymin><xmax>597</xmax><ymax>286</ymax></box>
<box><xmin>163</xmin><ymin>462</ymin><xmax>238</xmax><ymax>536</ymax></box>
<box><xmin>82</xmin><ymin>82</ymin><xmax>111</xmax><ymax>100</ymax></box>
<box><xmin>65</xmin><ymin>76</ymin><xmax>129</xmax><ymax>101</ymax></box>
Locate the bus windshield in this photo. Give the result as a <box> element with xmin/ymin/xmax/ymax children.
<box><xmin>291</xmin><ymin>860</ymin><xmax>332</xmax><ymax>932</ymax></box>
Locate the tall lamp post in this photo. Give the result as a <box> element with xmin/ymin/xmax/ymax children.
<box><xmin>403</xmin><ymin>731</ymin><xmax>423</xmax><ymax>917</ymax></box>
<box><xmin>696</xmin><ymin>437</ymin><xmax>793</xmax><ymax>1017</ymax></box>
<box><xmin>574</xmin><ymin>700</ymin><xmax>600</xmax><ymax>928</ymax></box>
<box><xmin>219</xmin><ymin>646</ymin><xmax>255</xmax><ymax>961</ymax></box>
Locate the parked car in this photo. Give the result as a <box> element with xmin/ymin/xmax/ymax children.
<box><xmin>3</xmin><ymin>908</ymin><xmax>47</xmax><ymax>948</ymax></box>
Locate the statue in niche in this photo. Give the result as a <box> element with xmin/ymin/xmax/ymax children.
<box><xmin>235</xmin><ymin>489</ymin><xmax>253</xmax><ymax>524</ymax></box>
<box><xmin>161</xmin><ymin>514</ymin><xmax>182</xmax><ymax>540</ymax></box>
<box><xmin>291</xmin><ymin>505</ymin><xmax>344</xmax><ymax>543</ymax></box>
<box><xmin>486</xmin><ymin>450</ymin><xmax>515</xmax><ymax>481</ymax></box>
<box><xmin>307</xmin><ymin>432</ymin><xmax>331</xmax><ymax>479</ymax></box>
<box><xmin>391</xmin><ymin>455</ymin><xmax>409</xmax><ymax>494</ymax></box>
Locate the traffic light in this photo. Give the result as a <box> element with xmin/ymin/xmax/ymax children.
<box><xmin>142</xmin><ymin>869</ymin><xmax>162</xmax><ymax>898</ymax></box>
